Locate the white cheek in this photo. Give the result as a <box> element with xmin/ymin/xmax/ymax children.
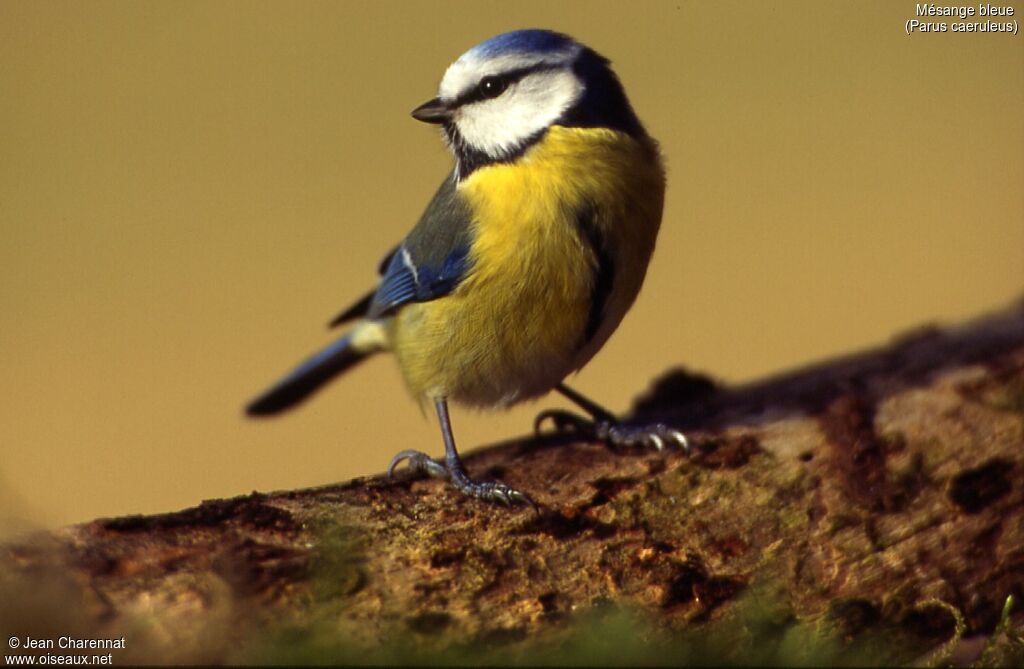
<box><xmin>439</xmin><ymin>61</ymin><xmax>476</xmax><ymax>102</ymax></box>
<box><xmin>454</xmin><ymin>70</ymin><xmax>582</xmax><ymax>158</ymax></box>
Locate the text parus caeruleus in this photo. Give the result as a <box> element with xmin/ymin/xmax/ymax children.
<box><xmin>247</xmin><ymin>29</ymin><xmax>687</xmax><ymax>507</ymax></box>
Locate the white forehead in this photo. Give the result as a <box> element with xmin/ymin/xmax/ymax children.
<box><xmin>438</xmin><ymin>44</ymin><xmax>582</xmax><ymax>101</ymax></box>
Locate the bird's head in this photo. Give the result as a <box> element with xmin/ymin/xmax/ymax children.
<box><xmin>412</xmin><ymin>29</ymin><xmax>646</xmax><ymax>179</ymax></box>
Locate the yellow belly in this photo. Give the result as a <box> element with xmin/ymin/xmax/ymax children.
<box><xmin>391</xmin><ymin>126</ymin><xmax>664</xmax><ymax>408</ymax></box>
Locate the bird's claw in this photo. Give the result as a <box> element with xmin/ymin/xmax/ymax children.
<box><xmin>597</xmin><ymin>421</ymin><xmax>690</xmax><ymax>452</ymax></box>
<box><xmin>387</xmin><ymin>449</ymin><xmax>536</xmax><ymax>510</ymax></box>
<box><xmin>387</xmin><ymin>449</ymin><xmax>447</xmax><ymax>479</ymax></box>
<box><xmin>535</xmin><ymin>410</ymin><xmax>689</xmax><ymax>453</ymax></box>
<box><xmin>473</xmin><ymin>481</ymin><xmax>536</xmax><ymax>509</ymax></box>
<box><xmin>533</xmin><ymin>409</ymin><xmax>597</xmax><ymax>437</ymax></box>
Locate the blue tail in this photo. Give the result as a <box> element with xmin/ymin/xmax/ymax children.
<box><xmin>246</xmin><ymin>333</ymin><xmax>368</xmax><ymax>416</ymax></box>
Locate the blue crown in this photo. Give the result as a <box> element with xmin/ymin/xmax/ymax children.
<box><xmin>467</xmin><ymin>29</ymin><xmax>576</xmax><ymax>59</ymax></box>
<box><xmin>461</xmin><ymin>29</ymin><xmax>647</xmax><ymax>143</ymax></box>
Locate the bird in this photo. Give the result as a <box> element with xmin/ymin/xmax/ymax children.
<box><xmin>246</xmin><ymin>29</ymin><xmax>687</xmax><ymax>507</ymax></box>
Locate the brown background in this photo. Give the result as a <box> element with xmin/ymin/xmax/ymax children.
<box><xmin>2</xmin><ymin>1</ymin><xmax>1022</xmax><ymax>533</ymax></box>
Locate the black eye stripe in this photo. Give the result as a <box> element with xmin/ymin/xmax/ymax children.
<box><xmin>479</xmin><ymin>75</ymin><xmax>509</xmax><ymax>99</ymax></box>
<box><xmin>453</xmin><ymin>63</ymin><xmax>561</xmax><ymax>108</ymax></box>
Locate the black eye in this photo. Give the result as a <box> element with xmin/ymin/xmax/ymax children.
<box><xmin>478</xmin><ymin>75</ymin><xmax>508</xmax><ymax>99</ymax></box>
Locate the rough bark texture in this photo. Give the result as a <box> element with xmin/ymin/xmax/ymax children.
<box><xmin>3</xmin><ymin>304</ymin><xmax>1024</xmax><ymax>665</ymax></box>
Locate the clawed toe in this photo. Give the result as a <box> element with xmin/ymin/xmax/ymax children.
<box><xmin>534</xmin><ymin>407</ymin><xmax>689</xmax><ymax>453</ymax></box>
<box><xmin>389</xmin><ymin>400</ymin><xmax>540</xmax><ymax>510</ymax></box>
<box><xmin>599</xmin><ymin>422</ymin><xmax>690</xmax><ymax>452</ymax></box>
<box><xmin>387</xmin><ymin>449</ymin><xmax>448</xmax><ymax>480</ymax></box>
<box><xmin>387</xmin><ymin>447</ymin><xmax>536</xmax><ymax>510</ymax></box>
<box><xmin>447</xmin><ymin>471</ymin><xmax>537</xmax><ymax>510</ymax></box>
<box><xmin>481</xmin><ymin>482</ymin><xmax>536</xmax><ymax>509</ymax></box>
<box><xmin>533</xmin><ymin>409</ymin><xmax>595</xmax><ymax>436</ymax></box>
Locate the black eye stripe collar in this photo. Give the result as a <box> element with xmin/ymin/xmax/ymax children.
<box><xmin>452</xmin><ymin>63</ymin><xmax>563</xmax><ymax>108</ymax></box>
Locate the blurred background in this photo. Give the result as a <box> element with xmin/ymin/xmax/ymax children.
<box><xmin>2</xmin><ymin>1</ymin><xmax>1022</xmax><ymax>533</ymax></box>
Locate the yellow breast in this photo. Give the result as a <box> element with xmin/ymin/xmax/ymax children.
<box><xmin>391</xmin><ymin>126</ymin><xmax>665</xmax><ymax>408</ymax></box>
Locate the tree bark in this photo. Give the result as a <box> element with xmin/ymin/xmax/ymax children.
<box><xmin>3</xmin><ymin>304</ymin><xmax>1024</xmax><ymax>665</ymax></box>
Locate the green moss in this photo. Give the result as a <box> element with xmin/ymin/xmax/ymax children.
<box><xmin>241</xmin><ymin>585</ymin><xmax>946</xmax><ymax>666</ymax></box>
<box><xmin>976</xmin><ymin>595</ymin><xmax>1024</xmax><ymax>668</ymax></box>
<box><xmin>306</xmin><ymin>520</ymin><xmax>369</xmax><ymax>602</ymax></box>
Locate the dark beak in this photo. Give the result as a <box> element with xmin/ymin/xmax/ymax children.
<box><xmin>411</xmin><ymin>97</ymin><xmax>451</xmax><ymax>124</ymax></box>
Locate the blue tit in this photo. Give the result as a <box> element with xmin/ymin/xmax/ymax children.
<box><xmin>247</xmin><ymin>29</ymin><xmax>687</xmax><ymax>507</ymax></box>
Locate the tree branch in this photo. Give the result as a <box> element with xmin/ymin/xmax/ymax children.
<box><xmin>3</xmin><ymin>303</ymin><xmax>1023</xmax><ymax>664</ymax></box>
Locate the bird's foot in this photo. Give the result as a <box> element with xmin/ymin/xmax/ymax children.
<box><xmin>534</xmin><ymin>410</ymin><xmax>690</xmax><ymax>452</ymax></box>
<box><xmin>387</xmin><ymin>449</ymin><xmax>536</xmax><ymax>509</ymax></box>
<box><xmin>387</xmin><ymin>449</ymin><xmax>449</xmax><ymax>479</ymax></box>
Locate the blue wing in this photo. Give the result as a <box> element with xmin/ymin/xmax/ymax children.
<box><xmin>250</xmin><ymin>175</ymin><xmax>474</xmax><ymax>415</ymax></box>
<box><xmin>325</xmin><ymin>173</ymin><xmax>473</xmax><ymax>326</ymax></box>
<box><xmin>366</xmin><ymin>173</ymin><xmax>474</xmax><ymax>319</ymax></box>
<box><xmin>367</xmin><ymin>243</ymin><xmax>469</xmax><ymax>318</ymax></box>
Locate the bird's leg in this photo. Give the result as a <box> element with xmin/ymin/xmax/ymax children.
<box><xmin>535</xmin><ymin>383</ymin><xmax>689</xmax><ymax>452</ymax></box>
<box><xmin>388</xmin><ymin>398</ymin><xmax>535</xmax><ymax>508</ymax></box>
